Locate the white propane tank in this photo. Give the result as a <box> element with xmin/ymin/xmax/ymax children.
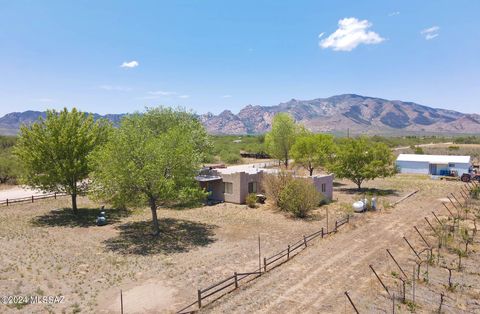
<box><xmin>353</xmin><ymin>201</ymin><xmax>364</xmax><ymax>212</ymax></box>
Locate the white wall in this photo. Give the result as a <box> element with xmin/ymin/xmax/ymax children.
<box><xmin>396</xmin><ymin>160</ymin><xmax>429</xmax><ymax>174</ymax></box>
<box><xmin>396</xmin><ymin>160</ymin><xmax>471</xmax><ymax>175</ymax></box>
<box><xmin>448</xmin><ymin>163</ymin><xmax>471</xmax><ymax>176</ymax></box>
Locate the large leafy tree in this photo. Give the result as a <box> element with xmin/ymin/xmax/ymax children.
<box><xmin>265</xmin><ymin>113</ymin><xmax>299</xmax><ymax>167</ymax></box>
<box><xmin>291</xmin><ymin>132</ymin><xmax>335</xmax><ymax>176</ymax></box>
<box><xmin>14</xmin><ymin>108</ymin><xmax>110</xmax><ymax>213</ymax></box>
<box><xmin>89</xmin><ymin>107</ymin><xmax>210</xmax><ymax>235</ymax></box>
<box><xmin>329</xmin><ymin>137</ymin><xmax>396</xmax><ymax>189</ymax></box>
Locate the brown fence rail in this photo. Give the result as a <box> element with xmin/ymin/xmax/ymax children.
<box><xmin>177</xmin><ymin>214</ymin><xmax>351</xmax><ymax>313</ymax></box>
<box><xmin>0</xmin><ymin>192</ymin><xmax>67</xmax><ymax>207</ymax></box>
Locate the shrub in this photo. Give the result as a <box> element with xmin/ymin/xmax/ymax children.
<box><xmin>471</xmin><ymin>187</ymin><xmax>480</xmax><ymax>200</ymax></box>
<box><xmin>278</xmin><ymin>178</ymin><xmax>322</xmax><ymax>218</ymax></box>
<box><xmin>245</xmin><ymin>193</ymin><xmax>257</xmax><ymax>208</ymax></box>
<box><xmin>219</xmin><ymin>150</ymin><xmax>241</xmax><ymax>164</ymax></box>
<box><xmin>264</xmin><ymin>171</ymin><xmax>294</xmax><ymax>207</ymax></box>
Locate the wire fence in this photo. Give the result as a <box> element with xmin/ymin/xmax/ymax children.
<box><xmin>176</xmin><ymin>214</ymin><xmax>351</xmax><ymax>313</ymax></box>
<box><xmin>347</xmin><ymin>181</ymin><xmax>480</xmax><ymax>314</ymax></box>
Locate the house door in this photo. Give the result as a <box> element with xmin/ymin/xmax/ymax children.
<box><xmin>429</xmin><ymin>164</ymin><xmax>437</xmax><ymax>175</ymax></box>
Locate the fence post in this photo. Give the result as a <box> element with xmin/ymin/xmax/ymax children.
<box><xmin>234</xmin><ymin>272</ymin><xmax>238</xmax><ymax>288</ymax></box>
<box><xmin>369</xmin><ymin>264</ymin><xmax>390</xmax><ymax>296</ymax></box>
<box><xmin>386</xmin><ymin>249</ymin><xmax>407</xmax><ymax>279</ymax></box>
<box><xmin>287</xmin><ymin>245</ymin><xmax>290</xmax><ymax>260</ymax></box>
<box><xmin>120</xmin><ymin>289</ymin><xmax>123</xmax><ymax>314</ymax></box>
<box><xmin>197</xmin><ymin>289</ymin><xmax>202</xmax><ymax>308</ymax></box>
<box><xmin>303</xmin><ymin>235</ymin><xmax>307</xmax><ymax>247</ymax></box>
<box><xmin>403</xmin><ymin>236</ymin><xmax>421</xmax><ymax>260</ymax></box>
<box><xmin>263</xmin><ymin>257</ymin><xmax>267</xmax><ymax>272</ymax></box>
<box><xmin>54</xmin><ymin>192</ymin><xmax>57</xmax><ymax>199</ymax></box>
<box><xmin>414</xmin><ymin>226</ymin><xmax>431</xmax><ymax>248</ymax></box>
<box><xmin>335</xmin><ymin>220</ymin><xmax>338</xmax><ymax>232</ymax></box>
<box><xmin>321</xmin><ymin>227</ymin><xmax>324</xmax><ymax>238</ymax></box>
<box><xmin>344</xmin><ymin>291</ymin><xmax>359</xmax><ymax>314</ymax></box>
<box><xmin>392</xmin><ymin>292</ymin><xmax>395</xmax><ymax>314</ymax></box>
<box><xmin>32</xmin><ymin>195</ymin><xmax>34</xmax><ymax>203</ymax></box>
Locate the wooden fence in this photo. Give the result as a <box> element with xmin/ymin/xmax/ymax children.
<box><xmin>0</xmin><ymin>192</ymin><xmax>67</xmax><ymax>207</ymax></box>
<box><xmin>177</xmin><ymin>214</ymin><xmax>350</xmax><ymax>313</ymax></box>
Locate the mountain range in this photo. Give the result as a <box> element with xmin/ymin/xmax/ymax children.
<box><xmin>1</xmin><ymin>94</ymin><xmax>480</xmax><ymax>136</ymax></box>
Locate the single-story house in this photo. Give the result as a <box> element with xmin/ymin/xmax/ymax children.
<box><xmin>396</xmin><ymin>154</ymin><xmax>472</xmax><ymax>176</ymax></box>
<box><xmin>196</xmin><ymin>163</ymin><xmax>334</xmax><ymax>204</ymax></box>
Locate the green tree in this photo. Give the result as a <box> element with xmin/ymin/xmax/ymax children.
<box><xmin>14</xmin><ymin>108</ymin><xmax>110</xmax><ymax>213</ymax></box>
<box><xmin>265</xmin><ymin>113</ymin><xmax>299</xmax><ymax>167</ymax></box>
<box><xmin>89</xmin><ymin>107</ymin><xmax>210</xmax><ymax>235</ymax></box>
<box><xmin>329</xmin><ymin>137</ymin><xmax>396</xmax><ymax>190</ymax></box>
<box><xmin>291</xmin><ymin>132</ymin><xmax>335</xmax><ymax>176</ymax></box>
<box><xmin>0</xmin><ymin>152</ymin><xmax>19</xmax><ymax>184</ymax></box>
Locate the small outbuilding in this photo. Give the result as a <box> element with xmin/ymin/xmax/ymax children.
<box><xmin>396</xmin><ymin>154</ymin><xmax>472</xmax><ymax>176</ymax></box>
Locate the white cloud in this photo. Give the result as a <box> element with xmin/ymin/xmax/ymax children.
<box><xmin>99</xmin><ymin>85</ymin><xmax>132</xmax><ymax>92</ymax></box>
<box><xmin>421</xmin><ymin>26</ymin><xmax>440</xmax><ymax>40</ymax></box>
<box><xmin>388</xmin><ymin>11</ymin><xmax>400</xmax><ymax>17</ymax></box>
<box><xmin>318</xmin><ymin>32</ymin><xmax>325</xmax><ymax>39</ymax></box>
<box><xmin>148</xmin><ymin>90</ymin><xmax>176</xmax><ymax>96</ymax></box>
<box><xmin>319</xmin><ymin>17</ymin><xmax>385</xmax><ymax>51</ymax></box>
<box><xmin>222</xmin><ymin>95</ymin><xmax>232</xmax><ymax>98</ymax></box>
<box><xmin>120</xmin><ymin>60</ymin><xmax>139</xmax><ymax>68</ymax></box>
<box><xmin>179</xmin><ymin>95</ymin><xmax>190</xmax><ymax>99</ymax></box>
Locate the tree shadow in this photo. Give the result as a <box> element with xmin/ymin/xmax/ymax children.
<box><xmin>333</xmin><ymin>181</ymin><xmax>347</xmax><ymax>187</ymax></box>
<box><xmin>103</xmin><ymin>218</ymin><xmax>217</xmax><ymax>255</ymax></box>
<box><xmin>31</xmin><ymin>207</ymin><xmax>132</xmax><ymax>228</ymax></box>
<box><xmin>337</xmin><ymin>187</ymin><xmax>399</xmax><ymax>196</ymax></box>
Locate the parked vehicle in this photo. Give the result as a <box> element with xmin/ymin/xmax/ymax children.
<box><xmin>461</xmin><ymin>173</ymin><xmax>480</xmax><ymax>182</ymax></box>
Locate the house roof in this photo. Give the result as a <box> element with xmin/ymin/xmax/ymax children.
<box><xmin>215</xmin><ymin>162</ymin><xmax>278</xmax><ymax>175</ymax></box>
<box><xmin>396</xmin><ymin>154</ymin><xmax>471</xmax><ymax>164</ymax></box>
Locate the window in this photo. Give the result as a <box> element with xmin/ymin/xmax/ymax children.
<box><xmin>224</xmin><ymin>182</ymin><xmax>233</xmax><ymax>194</ymax></box>
<box><xmin>321</xmin><ymin>183</ymin><xmax>326</xmax><ymax>193</ymax></box>
<box><xmin>448</xmin><ymin>163</ymin><xmax>456</xmax><ymax>168</ymax></box>
<box><xmin>248</xmin><ymin>182</ymin><xmax>257</xmax><ymax>194</ymax></box>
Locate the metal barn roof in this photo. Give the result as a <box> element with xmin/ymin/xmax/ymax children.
<box><xmin>396</xmin><ymin>154</ymin><xmax>471</xmax><ymax>164</ymax></box>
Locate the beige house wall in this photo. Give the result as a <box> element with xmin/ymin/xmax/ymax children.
<box><xmin>221</xmin><ymin>172</ymin><xmax>262</xmax><ymax>204</ymax></box>
<box><xmin>306</xmin><ymin>174</ymin><xmax>334</xmax><ymax>200</ymax></box>
<box><xmin>198</xmin><ymin>170</ymin><xmax>333</xmax><ymax>205</ymax></box>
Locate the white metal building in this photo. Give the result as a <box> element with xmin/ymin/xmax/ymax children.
<box><xmin>396</xmin><ymin>154</ymin><xmax>471</xmax><ymax>176</ymax></box>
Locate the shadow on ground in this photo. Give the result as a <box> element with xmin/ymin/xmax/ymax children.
<box><xmin>31</xmin><ymin>207</ymin><xmax>131</xmax><ymax>228</ymax></box>
<box><xmin>103</xmin><ymin>218</ymin><xmax>217</xmax><ymax>255</ymax></box>
<box><xmin>333</xmin><ymin>181</ymin><xmax>347</xmax><ymax>187</ymax></box>
<box><xmin>337</xmin><ymin>187</ymin><xmax>399</xmax><ymax>196</ymax></box>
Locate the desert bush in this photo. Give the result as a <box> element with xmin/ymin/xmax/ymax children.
<box><xmin>278</xmin><ymin>178</ymin><xmax>322</xmax><ymax>218</ymax></box>
<box><xmin>245</xmin><ymin>193</ymin><xmax>257</xmax><ymax>208</ymax></box>
<box><xmin>264</xmin><ymin>171</ymin><xmax>294</xmax><ymax>207</ymax></box>
<box><xmin>471</xmin><ymin>187</ymin><xmax>480</xmax><ymax>200</ymax></box>
<box><xmin>219</xmin><ymin>150</ymin><xmax>241</xmax><ymax>164</ymax></box>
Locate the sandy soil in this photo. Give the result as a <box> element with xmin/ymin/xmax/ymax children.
<box><xmin>0</xmin><ymin>175</ymin><xmax>478</xmax><ymax>314</ymax></box>
<box><xmin>0</xmin><ymin>186</ymin><xmax>46</xmax><ymax>200</ymax></box>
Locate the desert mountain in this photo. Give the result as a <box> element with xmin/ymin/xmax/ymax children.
<box><xmin>1</xmin><ymin>95</ymin><xmax>479</xmax><ymax>135</ymax></box>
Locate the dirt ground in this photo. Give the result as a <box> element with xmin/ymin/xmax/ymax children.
<box><xmin>0</xmin><ymin>175</ymin><xmax>478</xmax><ymax>314</ymax></box>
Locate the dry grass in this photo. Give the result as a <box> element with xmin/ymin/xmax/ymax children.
<box><xmin>0</xmin><ymin>176</ymin><xmax>476</xmax><ymax>313</ymax></box>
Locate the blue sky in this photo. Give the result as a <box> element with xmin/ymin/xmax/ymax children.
<box><xmin>0</xmin><ymin>0</ymin><xmax>479</xmax><ymax>116</ymax></box>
